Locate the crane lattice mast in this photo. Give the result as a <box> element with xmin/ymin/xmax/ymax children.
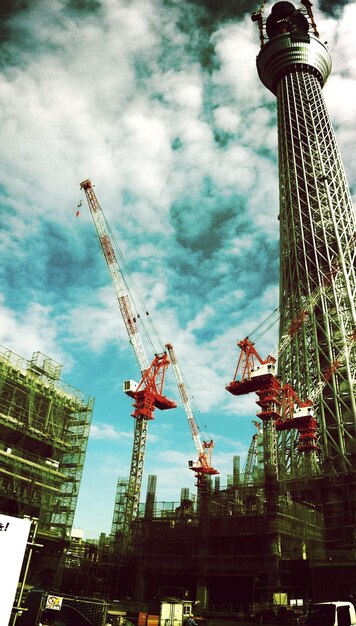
<box><xmin>80</xmin><ymin>179</ymin><xmax>176</xmax><ymax>546</ymax></box>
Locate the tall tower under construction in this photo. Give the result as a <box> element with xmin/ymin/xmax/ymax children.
<box><xmin>254</xmin><ymin>0</ymin><xmax>355</xmax><ymax>547</ymax></box>
<box><xmin>57</xmin><ymin>2</ymin><xmax>355</xmax><ymax>612</ymax></box>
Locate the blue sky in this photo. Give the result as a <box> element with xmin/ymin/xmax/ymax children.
<box><xmin>0</xmin><ymin>0</ymin><xmax>355</xmax><ymax>539</ymax></box>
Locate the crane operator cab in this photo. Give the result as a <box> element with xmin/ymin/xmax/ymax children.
<box><xmin>123</xmin><ymin>380</ymin><xmax>139</xmax><ymax>396</ymax></box>
<box><xmin>250</xmin><ymin>362</ymin><xmax>276</xmax><ymax>379</ymax></box>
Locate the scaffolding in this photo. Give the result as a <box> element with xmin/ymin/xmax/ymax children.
<box><xmin>110</xmin><ymin>477</ymin><xmax>129</xmax><ymax>551</ymax></box>
<box><xmin>0</xmin><ymin>345</ymin><xmax>93</xmax><ymax>539</ymax></box>
<box><xmin>125</xmin><ymin>486</ymin><xmax>325</xmax><ymax>610</ymax></box>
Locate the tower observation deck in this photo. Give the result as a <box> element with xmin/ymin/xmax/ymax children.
<box><xmin>255</xmin><ymin>2</ymin><xmax>355</xmax><ymax>474</ymax></box>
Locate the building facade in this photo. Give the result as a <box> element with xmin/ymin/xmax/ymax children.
<box><xmin>0</xmin><ymin>345</ymin><xmax>93</xmax><ymax>587</ymax></box>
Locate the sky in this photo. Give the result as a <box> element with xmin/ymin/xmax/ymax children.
<box><xmin>0</xmin><ymin>0</ymin><xmax>355</xmax><ymax>539</ymax></box>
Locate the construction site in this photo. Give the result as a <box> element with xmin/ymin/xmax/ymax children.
<box><xmin>1</xmin><ymin>1</ymin><xmax>355</xmax><ymax>625</ymax></box>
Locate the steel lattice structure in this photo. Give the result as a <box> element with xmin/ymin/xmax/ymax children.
<box><xmin>80</xmin><ymin>179</ymin><xmax>176</xmax><ymax>552</ymax></box>
<box><xmin>256</xmin><ymin>3</ymin><xmax>356</xmax><ymax>475</ymax></box>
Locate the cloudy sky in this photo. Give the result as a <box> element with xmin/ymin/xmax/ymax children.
<box><xmin>0</xmin><ymin>0</ymin><xmax>355</xmax><ymax>538</ymax></box>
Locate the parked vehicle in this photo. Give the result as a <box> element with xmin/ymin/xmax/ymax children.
<box><xmin>306</xmin><ymin>602</ymin><xmax>356</xmax><ymax>626</ymax></box>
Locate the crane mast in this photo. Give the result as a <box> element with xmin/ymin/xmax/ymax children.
<box><xmin>80</xmin><ymin>179</ymin><xmax>176</xmax><ymax>547</ymax></box>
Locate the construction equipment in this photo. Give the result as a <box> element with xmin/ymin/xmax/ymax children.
<box><xmin>226</xmin><ymin>254</ymin><xmax>351</xmax><ymax>398</ymax></box>
<box><xmin>165</xmin><ymin>343</ymin><xmax>218</xmax><ymax>505</ymax></box>
<box><xmin>243</xmin><ymin>421</ymin><xmax>263</xmax><ymax>486</ymax></box>
<box><xmin>225</xmin><ymin>336</ymin><xmax>317</xmax><ymax>469</ymax></box>
<box><xmin>80</xmin><ymin>179</ymin><xmax>176</xmax><ymax>546</ymax></box>
<box><xmin>226</xmin><ymin>337</ymin><xmax>277</xmax><ymax>397</ymax></box>
<box><xmin>226</xmin><ymin>319</ymin><xmax>355</xmax><ymax>478</ymax></box>
<box><xmin>251</xmin><ymin>0</ymin><xmax>320</xmax><ymax>47</ymax></box>
<box><xmin>227</xmin><ymin>265</ymin><xmax>344</xmax><ymax>400</ymax></box>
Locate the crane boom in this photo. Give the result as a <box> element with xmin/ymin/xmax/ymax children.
<box><xmin>165</xmin><ymin>343</ymin><xmax>218</xmax><ymax>480</ymax></box>
<box><xmin>165</xmin><ymin>343</ymin><xmax>204</xmax><ymax>456</ymax></box>
<box><xmin>269</xmin><ymin>269</ymin><xmax>340</xmax><ymax>362</ymax></box>
<box><xmin>80</xmin><ymin>179</ymin><xmax>149</xmax><ymax>374</ymax></box>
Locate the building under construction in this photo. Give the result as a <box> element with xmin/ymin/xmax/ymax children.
<box><xmin>58</xmin><ymin>464</ymin><xmax>353</xmax><ymax>615</ymax></box>
<box><xmin>0</xmin><ymin>344</ymin><xmax>93</xmax><ymax>589</ymax></box>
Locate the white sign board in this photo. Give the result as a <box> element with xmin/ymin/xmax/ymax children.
<box><xmin>160</xmin><ymin>601</ymin><xmax>184</xmax><ymax>626</ymax></box>
<box><xmin>45</xmin><ymin>595</ymin><xmax>63</xmax><ymax>611</ymax></box>
<box><xmin>0</xmin><ymin>514</ymin><xmax>32</xmax><ymax>626</ymax></box>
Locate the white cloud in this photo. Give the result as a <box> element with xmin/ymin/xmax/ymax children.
<box><xmin>0</xmin><ymin>297</ymin><xmax>68</xmax><ymax>366</ymax></box>
<box><xmin>66</xmin><ymin>286</ymin><xmax>127</xmax><ymax>352</ymax></box>
<box><xmin>214</xmin><ymin>106</ymin><xmax>241</xmax><ymax>133</ymax></box>
<box><xmin>213</xmin><ymin>19</ymin><xmax>266</xmax><ymax>109</ymax></box>
<box><xmin>90</xmin><ymin>422</ymin><xmax>133</xmax><ymax>440</ymax></box>
<box><xmin>186</xmin><ymin>306</ymin><xmax>214</xmax><ymax>332</ymax></box>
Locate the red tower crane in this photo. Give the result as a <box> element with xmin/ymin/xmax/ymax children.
<box><xmin>225</xmin><ymin>337</ymin><xmax>277</xmax><ymax>397</ymax></box>
<box><xmin>165</xmin><ymin>343</ymin><xmax>218</xmax><ymax>506</ymax></box>
<box><xmin>226</xmin><ymin>323</ymin><xmax>355</xmax><ymax>480</ymax></box>
<box><xmin>277</xmin><ymin>329</ymin><xmax>356</xmax><ymax>461</ymax></box>
<box><xmin>225</xmin><ymin>261</ymin><xmax>351</xmax><ymax>474</ymax></box>
<box><xmin>80</xmin><ymin>179</ymin><xmax>176</xmax><ymax>545</ymax></box>
<box><xmin>226</xmin><ymin>267</ymin><xmax>342</xmax><ymax>398</ymax></box>
<box><xmin>225</xmin><ymin>337</ymin><xmax>317</xmax><ymax>471</ymax></box>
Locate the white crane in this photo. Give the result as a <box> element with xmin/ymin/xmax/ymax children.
<box><xmin>165</xmin><ymin>343</ymin><xmax>218</xmax><ymax>503</ymax></box>
<box><xmin>80</xmin><ymin>179</ymin><xmax>176</xmax><ymax>546</ymax></box>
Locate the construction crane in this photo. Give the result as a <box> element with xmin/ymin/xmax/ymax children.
<box><xmin>251</xmin><ymin>1</ymin><xmax>319</xmax><ymax>48</ymax></box>
<box><xmin>226</xmin><ymin>254</ymin><xmax>349</xmax><ymax>397</ymax></box>
<box><xmin>225</xmin><ymin>335</ymin><xmax>317</xmax><ymax>471</ymax></box>
<box><xmin>80</xmin><ymin>179</ymin><xmax>176</xmax><ymax>546</ymax></box>
<box><xmin>226</xmin><ymin>336</ymin><xmax>277</xmax><ymax>397</ymax></box>
<box><xmin>226</xmin><ymin>267</ymin><xmax>343</xmax><ymax>400</ymax></box>
<box><xmin>226</xmin><ymin>320</ymin><xmax>355</xmax><ymax>477</ymax></box>
<box><xmin>277</xmin><ymin>329</ymin><xmax>356</xmax><ymax>465</ymax></box>
<box><xmin>165</xmin><ymin>343</ymin><xmax>218</xmax><ymax>507</ymax></box>
<box><xmin>243</xmin><ymin>421</ymin><xmax>263</xmax><ymax>487</ymax></box>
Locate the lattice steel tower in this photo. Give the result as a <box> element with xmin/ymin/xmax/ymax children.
<box><xmin>253</xmin><ymin>1</ymin><xmax>355</xmax><ymax>475</ymax></box>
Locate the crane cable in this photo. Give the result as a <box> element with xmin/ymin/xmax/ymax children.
<box><xmin>105</xmin><ymin>219</ymin><xmax>166</xmax><ymax>358</ymax></box>
<box><xmin>248</xmin><ymin>306</ymin><xmax>280</xmax><ymax>344</ymax></box>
